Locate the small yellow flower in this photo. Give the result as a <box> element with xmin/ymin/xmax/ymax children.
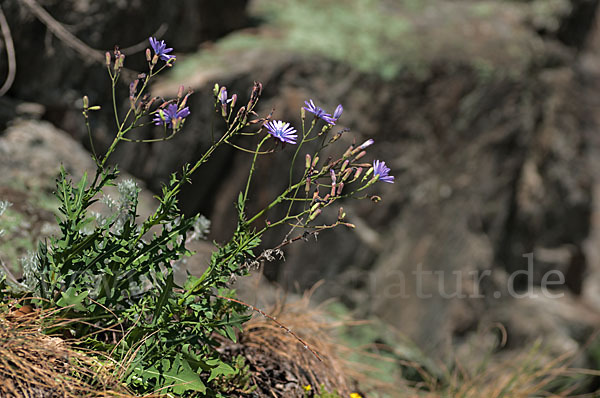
<box><xmin>303</xmin><ymin>385</ymin><xmax>312</xmax><ymax>391</ymax></box>
<box><xmin>350</xmin><ymin>393</ymin><xmax>362</xmax><ymax>398</ymax></box>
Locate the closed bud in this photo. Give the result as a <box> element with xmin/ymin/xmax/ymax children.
<box><xmin>129</xmin><ymin>80</ymin><xmax>139</xmax><ymax>97</ymax></box>
<box><xmin>180</xmin><ymin>91</ymin><xmax>192</xmax><ymax>109</ymax></box>
<box><xmin>343</xmin><ymin>145</ymin><xmax>354</xmax><ymax>158</ymax></box>
<box><xmin>301</xmin><ymin>107</ymin><xmax>306</xmax><ymax>121</ymax></box>
<box><xmin>354</xmin><ymin>167</ymin><xmax>363</xmax><ymax>180</ymax></box>
<box><xmin>305</xmin><ymin>176</ymin><xmax>311</xmax><ymax>194</ymax></box>
<box><xmin>145</xmin><ymin>48</ymin><xmax>151</xmax><ymax>62</ymax></box>
<box><xmin>312</xmin><ymin>155</ymin><xmax>319</xmax><ymax>168</ymax></box>
<box><xmin>88</xmin><ymin>105</ymin><xmax>101</xmax><ymax>111</ymax></box>
<box><xmin>362</xmin><ymin>166</ymin><xmax>374</xmax><ymax>181</ymax></box>
<box><xmin>105</xmin><ymin>52</ymin><xmax>111</xmax><ymax>67</ymax></box>
<box><xmin>353</xmin><ymin>150</ymin><xmax>366</xmax><ymax>161</ymax></box>
<box><xmin>152</xmin><ymin>54</ymin><xmax>159</xmax><ymax>65</ymax></box>
<box><xmin>328</xmin><ymin>131</ymin><xmax>343</xmax><ymax>144</ymax></box>
<box><xmin>342</xmin><ymin>168</ymin><xmax>353</xmax><ymax>182</ymax></box>
<box><xmin>338</xmin><ymin>207</ymin><xmax>346</xmax><ymax>220</ymax></box>
<box><xmin>358</xmin><ymin>138</ymin><xmax>374</xmax><ymax>150</ymax></box>
<box><xmin>82</xmin><ymin>95</ymin><xmax>89</xmax><ymax>109</ymax></box>
<box><xmin>341</xmin><ymin>159</ymin><xmax>349</xmax><ymax>172</ymax></box>
<box><xmin>230</xmin><ymin>94</ymin><xmax>237</xmax><ymax>108</ymax></box>
<box><xmin>213</xmin><ymin>83</ymin><xmax>220</xmax><ymax>97</ymax></box>
<box><xmin>337</xmin><ymin>182</ymin><xmax>344</xmax><ymax>196</ymax></box>
<box><xmin>310</xmin><ymin>202</ymin><xmax>320</xmax><ymax>213</ymax></box>
<box><xmin>305</xmin><ymin>154</ymin><xmax>311</xmax><ymax>169</ymax></box>
<box><xmin>177</xmin><ymin>85</ymin><xmax>184</xmax><ymax>99</ymax></box>
<box><xmin>318</xmin><ymin>124</ymin><xmax>331</xmax><ymax>136</ymax></box>
<box><xmin>308</xmin><ymin>209</ymin><xmax>322</xmax><ymax>222</ymax></box>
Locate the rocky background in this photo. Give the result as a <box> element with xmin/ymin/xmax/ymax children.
<box><xmin>3</xmin><ymin>0</ymin><xmax>600</xmax><ymax>379</ymax></box>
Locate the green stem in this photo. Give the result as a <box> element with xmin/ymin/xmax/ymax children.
<box><xmin>243</xmin><ymin>135</ymin><xmax>270</xmax><ymax>207</ymax></box>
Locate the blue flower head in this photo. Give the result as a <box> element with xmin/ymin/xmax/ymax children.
<box><xmin>149</xmin><ymin>37</ymin><xmax>175</xmax><ymax>62</ymax></box>
<box><xmin>373</xmin><ymin>160</ymin><xmax>394</xmax><ymax>184</ymax></box>
<box><xmin>265</xmin><ymin>120</ymin><xmax>298</xmax><ymax>144</ymax></box>
<box><xmin>153</xmin><ymin>103</ymin><xmax>190</xmax><ymax>128</ymax></box>
<box><xmin>303</xmin><ymin>99</ymin><xmax>335</xmax><ymax>124</ymax></box>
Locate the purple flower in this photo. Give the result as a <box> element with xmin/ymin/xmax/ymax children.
<box><xmin>153</xmin><ymin>103</ymin><xmax>190</xmax><ymax>128</ymax></box>
<box><xmin>149</xmin><ymin>37</ymin><xmax>175</xmax><ymax>62</ymax></box>
<box><xmin>265</xmin><ymin>120</ymin><xmax>298</xmax><ymax>144</ymax></box>
<box><xmin>219</xmin><ymin>87</ymin><xmax>233</xmax><ymax>105</ymax></box>
<box><xmin>358</xmin><ymin>139</ymin><xmax>374</xmax><ymax>150</ymax></box>
<box><xmin>303</xmin><ymin>99</ymin><xmax>335</xmax><ymax>124</ymax></box>
<box><xmin>373</xmin><ymin>160</ymin><xmax>394</xmax><ymax>183</ymax></box>
<box><xmin>332</xmin><ymin>104</ymin><xmax>343</xmax><ymax>120</ymax></box>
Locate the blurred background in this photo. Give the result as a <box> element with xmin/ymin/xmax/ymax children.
<box><xmin>3</xmin><ymin>0</ymin><xmax>600</xmax><ymax>392</ymax></box>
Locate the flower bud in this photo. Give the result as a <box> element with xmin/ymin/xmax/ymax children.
<box><xmin>105</xmin><ymin>52</ymin><xmax>111</xmax><ymax>67</ymax></box>
<box><xmin>337</xmin><ymin>182</ymin><xmax>344</xmax><ymax>196</ymax></box>
<box><xmin>213</xmin><ymin>83</ymin><xmax>220</xmax><ymax>97</ymax></box>
<box><xmin>358</xmin><ymin>138</ymin><xmax>374</xmax><ymax>150</ymax></box>
<box><xmin>362</xmin><ymin>166</ymin><xmax>374</xmax><ymax>181</ymax></box>
<box><xmin>231</xmin><ymin>94</ymin><xmax>237</xmax><ymax>108</ymax></box>
<box><xmin>343</xmin><ymin>145</ymin><xmax>354</xmax><ymax>158</ymax></box>
<box><xmin>308</xmin><ymin>209</ymin><xmax>322</xmax><ymax>222</ymax></box>
<box><xmin>341</xmin><ymin>168</ymin><xmax>353</xmax><ymax>182</ymax></box>
<box><xmin>218</xmin><ymin>86</ymin><xmax>228</xmax><ymax>104</ymax></box>
<box><xmin>129</xmin><ymin>80</ymin><xmax>139</xmax><ymax>98</ymax></box>
<box><xmin>312</xmin><ymin>155</ymin><xmax>319</xmax><ymax>168</ymax></box>
<box><xmin>354</xmin><ymin>167</ymin><xmax>363</xmax><ymax>180</ymax></box>
<box><xmin>341</xmin><ymin>159</ymin><xmax>349</xmax><ymax>172</ymax></box>
<box><xmin>305</xmin><ymin>154</ymin><xmax>311</xmax><ymax>169</ymax></box>
<box><xmin>152</xmin><ymin>54</ymin><xmax>159</xmax><ymax>65</ymax></box>
<box><xmin>318</xmin><ymin>124</ymin><xmax>331</xmax><ymax>136</ymax></box>
<box><xmin>305</xmin><ymin>176</ymin><xmax>311</xmax><ymax>194</ymax></box>
<box><xmin>88</xmin><ymin>105</ymin><xmax>101</xmax><ymax>111</ymax></box>
<box><xmin>177</xmin><ymin>85</ymin><xmax>184</xmax><ymax>99</ymax></box>
<box><xmin>354</xmin><ymin>151</ymin><xmax>367</xmax><ymax>161</ymax></box>
<box><xmin>82</xmin><ymin>95</ymin><xmax>89</xmax><ymax>109</ymax></box>
<box><xmin>338</xmin><ymin>207</ymin><xmax>346</xmax><ymax>220</ymax></box>
<box><xmin>145</xmin><ymin>48</ymin><xmax>152</xmax><ymax>62</ymax></box>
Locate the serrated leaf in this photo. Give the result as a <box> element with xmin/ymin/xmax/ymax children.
<box><xmin>207</xmin><ymin>359</ymin><xmax>236</xmax><ymax>382</ymax></box>
<box><xmin>56</xmin><ymin>287</ymin><xmax>89</xmax><ymax>311</ymax></box>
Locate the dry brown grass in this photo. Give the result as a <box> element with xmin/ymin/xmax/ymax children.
<box><xmin>215</xmin><ymin>283</ymin><xmax>376</xmax><ymax>397</ymax></box>
<box><xmin>0</xmin><ymin>300</ymin><xmax>137</xmax><ymax>398</ymax></box>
